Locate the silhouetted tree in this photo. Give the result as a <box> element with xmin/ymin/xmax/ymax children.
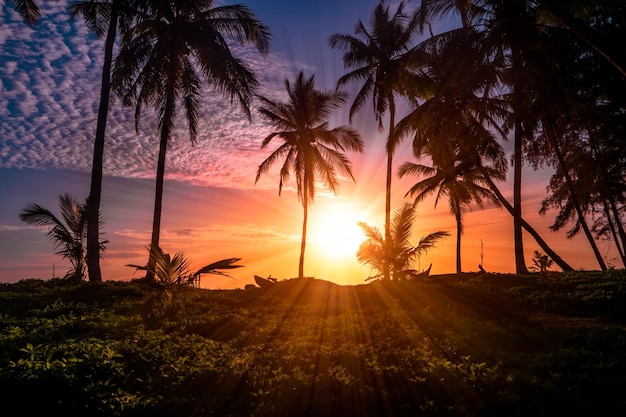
<box><xmin>70</xmin><ymin>0</ymin><xmax>142</xmax><ymax>282</ymax></box>
<box><xmin>330</xmin><ymin>1</ymin><xmax>421</xmax><ymax>280</ymax></box>
<box><xmin>113</xmin><ymin>0</ymin><xmax>269</xmax><ymax>280</ymax></box>
<box><xmin>19</xmin><ymin>194</ymin><xmax>107</xmax><ymax>282</ymax></box>
<box><xmin>357</xmin><ymin>203</ymin><xmax>449</xmax><ymax>280</ymax></box>
<box><xmin>255</xmin><ymin>71</ymin><xmax>363</xmax><ymax>279</ymax></box>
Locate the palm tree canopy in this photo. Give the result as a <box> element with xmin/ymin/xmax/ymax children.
<box><xmin>127</xmin><ymin>244</ymin><xmax>192</xmax><ymax>287</ymax></box>
<box><xmin>8</xmin><ymin>0</ymin><xmax>41</xmax><ymax>25</ymax></box>
<box><xmin>19</xmin><ymin>194</ymin><xmax>85</xmax><ymax>257</ymax></box>
<box><xmin>357</xmin><ymin>203</ymin><xmax>450</xmax><ymax>280</ymax></box>
<box><xmin>113</xmin><ymin>0</ymin><xmax>271</xmax><ymax>143</ymax></box>
<box><xmin>255</xmin><ymin>70</ymin><xmax>364</xmax><ymax>202</ymax></box>
<box><xmin>194</xmin><ymin>257</ymin><xmax>243</xmax><ymax>277</ymax></box>
<box><xmin>19</xmin><ymin>194</ymin><xmax>107</xmax><ymax>281</ymax></box>
<box><xmin>329</xmin><ymin>0</ymin><xmax>422</xmax><ymax>130</ymax></box>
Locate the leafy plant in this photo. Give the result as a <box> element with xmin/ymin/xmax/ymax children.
<box><xmin>529</xmin><ymin>250</ymin><xmax>554</xmax><ymax>275</ymax></box>
<box><xmin>357</xmin><ymin>203</ymin><xmax>450</xmax><ymax>280</ymax></box>
<box><xmin>127</xmin><ymin>244</ymin><xmax>244</xmax><ymax>288</ymax></box>
<box><xmin>19</xmin><ymin>194</ymin><xmax>107</xmax><ymax>282</ymax></box>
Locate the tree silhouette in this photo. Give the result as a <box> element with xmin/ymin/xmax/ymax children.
<box><xmin>70</xmin><ymin>0</ymin><xmax>142</xmax><ymax>281</ymax></box>
<box><xmin>127</xmin><ymin>244</ymin><xmax>243</xmax><ymax>288</ymax></box>
<box><xmin>330</xmin><ymin>1</ymin><xmax>421</xmax><ymax>280</ymax></box>
<box><xmin>19</xmin><ymin>194</ymin><xmax>107</xmax><ymax>282</ymax></box>
<box><xmin>357</xmin><ymin>203</ymin><xmax>449</xmax><ymax>280</ymax></box>
<box><xmin>255</xmin><ymin>71</ymin><xmax>363</xmax><ymax>279</ymax></box>
<box><xmin>113</xmin><ymin>0</ymin><xmax>269</xmax><ymax>280</ymax></box>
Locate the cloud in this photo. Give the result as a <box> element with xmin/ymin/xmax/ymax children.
<box><xmin>0</xmin><ymin>1</ymin><xmax>302</xmax><ymax>190</ymax></box>
<box><xmin>115</xmin><ymin>223</ymin><xmax>290</xmax><ymax>243</ymax></box>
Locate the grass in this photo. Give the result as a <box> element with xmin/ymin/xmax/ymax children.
<box><xmin>1</xmin><ymin>271</ymin><xmax>626</xmax><ymax>416</ymax></box>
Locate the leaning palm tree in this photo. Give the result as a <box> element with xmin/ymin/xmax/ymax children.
<box><xmin>113</xmin><ymin>0</ymin><xmax>270</xmax><ymax>280</ymax></box>
<box><xmin>357</xmin><ymin>203</ymin><xmax>449</xmax><ymax>280</ymax></box>
<box><xmin>330</xmin><ymin>1</ymin><xmax>421</xmax><ymax>280</ymax></box>
<box><xmin>19</xmin><ymin>194</ymin><xmax>107</xmax><ymax>282</ymax></box>
<box><xmin>69</xmin><ymin>0</ymin><xmax>142</xmax><ymax>282</ymax></box>
<box><xmin>255</xmin><ymin>71</ymin><xmax>364</xmax><ymax>279</ymax></box>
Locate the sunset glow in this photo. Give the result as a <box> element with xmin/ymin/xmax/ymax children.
<box><xmin>0</xmin><ymin>0</ymin><xmax>621</xmax><ymax>288</ymax></box>
<box><xmin>310</xmin><ymin>203</ymin><xmax>367</xmax><ymax>261</ymax></box>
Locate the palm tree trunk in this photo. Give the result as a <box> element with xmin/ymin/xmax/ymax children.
<box><xmin>609</xmin><ymin>199</ymin><xmax>626</xmax><ymax>266</ymax></box>
<box><xmin>146</xmin><ymin>96</ymin><xmax>175</xmax><ymax>280</ymax></box>
<box><xmin>456</xmin><ymin>210</ymin><xmax>462</xmax><ymax>274</ymax></box>
<box><xmin>86</xmin><ymin>8</ymin><xmax>118</xmax><ymax>282</ymax></box>
<box><xmin>299</xmin><ymin>184</ymin><xmax>308</xmax><ymax>279</ymax></box>
<box><xmin>545</xmin><ymin>122</ymin><xmax>607</xmax><ymax>270</ymax></box>
<box><xmin>481</xmin><ymin>169</ymin><xmax>574</xmax><ymax>272</ymax></box>
<box><xmin>513</xmin><ymin>119</ymin><xmax>528</xmax><ymax>274</ymax></box>
<box><xmin>510</xmin><ymin>45</ymin><xmax>528</xmax><ymax>274</ymax></box>
<box><xmin>383</xmin><ymin>98</ymin><xmax>396</xmax><ymax>281</ymax></box>
<box><xmin>602</xmin><ymin>198</ymin><xmax>626</xmax><ymax>267</ymax></box>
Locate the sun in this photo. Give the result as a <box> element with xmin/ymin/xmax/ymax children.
<box><xmin>309</xmin><ymin>203</ymin><xmax>367</xmax><ymax>260</ymax></box>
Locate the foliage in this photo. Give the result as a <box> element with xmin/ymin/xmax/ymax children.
<box><xmin>529</xmin><ymin>250</ymin><xmax>554</xmax><ymax>275</ymax></box>
<box><xmin>1</xmin><ymin>272</ymin><xmax>626</xmax><ymax>416</ymax></box>
<box><xmin>19</xmin><ymin>194</ymin><xmax>107</xmax><ymax>282</ymax></box>
<box><xmin>127</xmin><ymin>244</ymin><xmax>243</xmax><ymax>288</ymax></box>
<box><xmin>357</xmin><ymin>203</ymin><xmax>450</xmax><ymax>280</ymax></box>
<box><xmin>255</xmin><ymin>70</ymin><xmax>363</xmax><ymax>278</ymax></box>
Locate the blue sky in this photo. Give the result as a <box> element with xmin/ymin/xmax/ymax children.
<box><xmin>0</xmin><ymin>0</ymin><xmax>615</xmax><ymax>286</ymax></box>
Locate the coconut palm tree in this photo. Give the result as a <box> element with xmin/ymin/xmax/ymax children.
<box><xmin>400</xmin><ymin>150</ymin><xmax>497</xmax><ymax>274</ymax></box>
<box><xmin>113</xmin><ymin>0</ymin><xmax>270</xmax><ymax>280</ymax></box>
<box><xmin>69</xmin><ymin>0</ymin><xmax>143</xmax><ymax>282</ymax></box>
<box><xmin>19</xmin><ymin>194</ymin><xmax>107</xmax><ymax>282</ymax></box>
<box><xmin>329</xmin><ymin>1</ymin><xmax>421</xmax><ymax>280</ymax></box>
<box><xmin>357</xmin><ymin>203</ymin><xmax>449</xmax><ymax>280</ymax></box>
<box><xmin>255</xmin><ymin>71</ymin><xmax>364</xmax><ymax>279</ymax></box>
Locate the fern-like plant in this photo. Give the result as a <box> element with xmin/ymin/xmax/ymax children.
<box><xmin>357</xmin><ymin>203</ymin><xmax>449</xmax><ymax>281</ymax></box>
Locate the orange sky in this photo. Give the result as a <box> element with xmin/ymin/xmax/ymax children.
<box><xmin>0</xmin><ymin>1</ymin><xmax>619</xmax><ymax>287</ymax></box>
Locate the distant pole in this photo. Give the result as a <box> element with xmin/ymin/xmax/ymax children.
<box><xmin>480</xmin><ymin>240</ymin><xmax>484</xmax><ymax>268</ymax></box>
<box><xmin>52</xmin><ymin>264</ymin><xmax>55</xmax><ymax>279</ymax></box>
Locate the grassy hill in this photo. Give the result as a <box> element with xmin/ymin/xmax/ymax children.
<box><xmin>1</xmin><ymin>271</ymin><xmax>626</xmax><ymax>416</ymax></box>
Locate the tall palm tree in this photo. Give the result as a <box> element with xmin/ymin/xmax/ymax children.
<box><xmin>113</xmin><ymin>0</ymin><xmax>270</xmax><ymax>280</ymax></box>
<box><xmin>69</xmin><ymin>0</ymin><xmax>142</xmax><ymax>282</ymax></box>
<box><xmin>19</xmin><ymin>194</ymin><xmax>107</xmax><ymax>282</ymax></box>
<box><xmin>329</xmin><ymin>1</ymin><xmax>421</xmax><ymax>280</ymax></box>
<box><xmin>357</xmin><ymin>203</ymin><xmax>449</xmax><ymax>280</ymax></box>
<box><xmin>255</xmin><ymin>71</ymin><xmax>364</xmax><ymax>279</ymax></box>
<box><xmin>395</xmin><ymin>28</ymin><xmax>503</xmax><ymax>274</ymax></box>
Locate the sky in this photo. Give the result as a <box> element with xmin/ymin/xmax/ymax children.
<box><xmin>0</xmin><ymin>0</ymin><xmax>618</xmax><ymax>288</ymax></box>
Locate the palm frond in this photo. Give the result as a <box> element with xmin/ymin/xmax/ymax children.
<box><xmin>194</xmin><ymin>257</ymin><xmax>244</xmax><ymax>279</ymax></box>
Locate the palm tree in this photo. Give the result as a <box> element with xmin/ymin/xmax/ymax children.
<box><xmin>329</xmin><ymin>1</ymin><xmax>421</xmax><ymax>280</ymax></box>
<box><xmin>69</xmin><ymin>0</ymin><xmax>142</xmax><ymax>282</ymax></box>
<box><xmin>255</xmin><ymin>71</ymin><xmax>364</xmax><ymax>279</ymax></box>
<box><xmin>19</xmin><ymin>194</ymin><xmax>107</xmax><ymax>282</ymax></box>
<box><xmin>6</xmin><ymin>0</ymin><xmax>41</xmax><ymax>25</ymax></box>
<box><xmin>127</xmin><ymin>243</ymin><xmax>243</xmax><ymax>288</ymax></box>
<box><xmin>400</xmin><ymin>150</ymin><xmax>497</xmax><ymax>274</ymax></box>
<box><xmin>394</xmin><ymin>28</ymin><xmax>504</xmax><ymax>274</ymax></box>
<box><xmin>357</xmin><ymin>203</ymin><xmax>449</xmax><ymax>280</ymax></box>
<box><xmin>113</xmin><ymin>0</ymin><xmax>270</xmax><ymax>280</ymax></box>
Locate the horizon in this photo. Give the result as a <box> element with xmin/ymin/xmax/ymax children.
<box><xmin>0</xmin><ymin>1</ymin><xmax>618</xmax><ymax>288</ymax></box>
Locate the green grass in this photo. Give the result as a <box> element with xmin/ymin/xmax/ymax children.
<box><xmin>1</xmin><ymin>271</ymin><xmax>626</xmax><ymax>416</ymax></box>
